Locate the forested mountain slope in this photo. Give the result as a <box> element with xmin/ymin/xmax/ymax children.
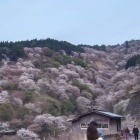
<box><xmin>0</xmin><ymin>39</ymin><xmax>140</xmax><ymax>139</ymax></box>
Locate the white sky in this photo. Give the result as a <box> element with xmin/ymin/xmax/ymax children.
<box><xmin>0</xmin><ymin>0</ymin><xmax>140</xmax><ymax>45</ymax></box>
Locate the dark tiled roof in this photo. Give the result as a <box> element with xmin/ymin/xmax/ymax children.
<box><xmin>69</xmin><ymin>109</ymin><xmax>125</xmax><ymax>122</ymax></box>
<box><xmin>93</xmin><ymin>110</ymin><xmax>125</xmax><ymax>118</ymax></box>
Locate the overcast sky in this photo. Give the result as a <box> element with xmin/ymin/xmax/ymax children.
<box><xmin>0</xmin><ymin>0</ymin><xmax>140</xmax><ymax>45</ymax></box>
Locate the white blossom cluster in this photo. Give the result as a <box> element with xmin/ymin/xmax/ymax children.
<box><xmin>0</xmin><ymin>90</ymin><xmax>9</xmax><ymax>104</ymax></box>
<box><xmin>25</xmin><ymin>103</ymin><xmax>41</xmax><ymax>114</ymax></box>
<box><xmin>18</xmin><ymin>72</ymin><xmax>40</xmax><ymax>92</ymax></box>
<box><xmin>33</xmin><ymin>114</ymin><xmax>70</xmax><ymax>131</ymax></box>
<box><xmin>13</xmin><ymin>97</ymin><xmax>23</xmax><ymax>106</ymax></box>
<box><xmin>24</xmin><ymin>47</ymin><xmax>43</xmax><ymax>59</ymax></box>
<box><xmin>17</xmin><ymin>128</ymin><xmax>40</xmax><ymax>140</ymax></box>
<box><xmin>0</xmin><ymin>122</ymin><xmax>10</xmax><ymax>129</ymax></box>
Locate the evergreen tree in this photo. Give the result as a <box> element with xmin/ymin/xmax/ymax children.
<box><xmin>125</xmin><ymin>54</ymin><xmax>140</xmax><ymax>69</ymax></box>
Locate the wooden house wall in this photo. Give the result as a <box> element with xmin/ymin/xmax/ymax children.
<box><xmin>71</xmin><ymin>112</ymin><xmax>121</xmax><ymax>135</ymax></box>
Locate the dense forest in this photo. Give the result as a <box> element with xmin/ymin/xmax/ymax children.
<box><xmin>0</xmin><ymin>38</ymin><xmax>108</xmax><ymax>61</ymax></box>
<box><xmin>78</xmin><ymin>44</ymin><xmax>106</xmax><ymax>51</ymax></box>
<box><xmin>0</xmin><ymin>38</ymin><xmax>84</xmax><ymax>55</ymax></box>
<box><xmin>0</xmin><ymin>39</ymin><xmax>139</xmax><ymax>70</ymax></box>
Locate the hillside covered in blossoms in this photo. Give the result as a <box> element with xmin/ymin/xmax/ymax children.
<box><xmin>0</xmin><ymin>39</ymin><xmax>140</xmax><ymax>139</ymax></box>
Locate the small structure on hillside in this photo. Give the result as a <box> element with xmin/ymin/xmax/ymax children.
<box><xmin>0</xmin><ymin>123</ymin><xmax>17</xmax><ymax>137</ymax></box>
<box><xmin>69</xmin><ymin>109</ymin><xmax>125</xmax><ymax>135</ymax></box>
<box><xmin>0</xmin><ymin>129</ymin><xmax>17</xmax><ymax>137</ymax></box>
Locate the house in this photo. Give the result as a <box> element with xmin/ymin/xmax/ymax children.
<box><xmin>69</xmin><ymin>109</ymin><xmax>125</xmax><ymax>135</ymax></box>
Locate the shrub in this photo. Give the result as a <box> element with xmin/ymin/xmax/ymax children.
<box><xmin>72</xmin><ymin>80</ymin><xmax>91</xmax><ymax>92</ymax></box>
<box><xmin>34</xmin><ymin>75</ymin><xmax>41</xmax><ymax>82</ymax></box>
<box><xmin>33</xmin><ymin>58</ymin><xmax>60</xmax><ymax>69</ymax></box>
<box><xmin>53</xmin><ymin>54</ymin><xmax>72</xmax><ymax>65</ymax></box>
<box><xmin>90</xmin><ymin>92</ymin><xmax>98</xmax><ymax>100</ymax></box>
<box><xmin>43</xmin><ymin>47</ymin><xmax>54</xmax><ymax>57</ymax></box>
<box><xmin>61</xmin><ymin>100</ymin><xmax>75</xmax><ymax>115</ymax></box>
<box><xmin>46</xmin><ymin>123</ymin><xmax>62</xmax><ymax>137</ymax></box>
<box><xmin>73</xmin><ymin>58</ymin><xmax>88</xmax><ymax>68</ymax></box>
<box><xmin>3</xmin><ymin>82</ymin><xmax>18</xmax><ymax>90</ymax></box>
<box><xmin>81</xmin><ymin>92</ymin><xmax>92</xmax><ymax>100</ymax></box>
<box><xmin>17</xmin><ymin>107</ymin><xmax>30</xmax><ymax>119</ymax></box>
<box><xmin>53</xmin><ymin>53</ymin><xmax>63</xmax><ymax>64</ymax></box>
<box><xmin>38</xmin><ymin>95</ymin><xmax>61</xmax><ymax>116</ymax></box>
<box><xmin>49</xmin><ymin>60</ymin><xmax>60</xmax><ymax>68</ymax></box>
<box><xmin>10</xmin><ymin>119</ymin><xmax>23</xmax><ymax>129</ymax></box>
<box><xmin>62</xmin><ymin>55</ymin><xmax>72</xmax><ymax>64</ymax></box>
<box><xmin>23</xmin><ymin>90</ymin><xmax>34</xmax><ymax>103</ymax></box>
<box><xmin>44</xmin><ymin>59</ymin><xmax>60</xmax><ymax>68</ymax></box>
<box><xmin>88</xmin><ymin>64</ymin><xmax>98</xmax><ymax>71</ymax></box>
<box><xmin>125</xmin><ymin>84</ymin><xmax>134</xmax><ymax>94</ymax></box>
<box><xmin>0</xmin><ymin>103</ymin><xmax>14</xmax><ymax>121</ymax></box>
<box><xmin>32</xmin><ymin>60</ymin><xmax>42</xmax><ymax>68</ymax></box>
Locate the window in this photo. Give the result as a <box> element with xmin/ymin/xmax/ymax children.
<box><xmin>80</xmin><ymin>123</ymin><xmax>109</xmax><ymax>129</ymax></box>
<box><xmin>80</xmin><ymin>123</ymin><xmax>88</xmax><ymax>129</ymax></box>
<box><xmin>98</xmin><ymin>123</ymin><xmax>109</xmax><ymax>129</ymax></box>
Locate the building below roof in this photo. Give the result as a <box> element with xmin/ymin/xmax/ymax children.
<box><xmin>69</xmin><ymin>109</ymin><xmax>125</xmax><ymax>135</ymax></box>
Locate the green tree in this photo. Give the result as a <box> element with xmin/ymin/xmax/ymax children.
<box><xmin>72</xmin><ymin>80</ymin><xmax>90</xmax><ymax>92</ymax></box>
<box><xmin>23</xmin><ymin>90</ymin><xmax>34</xmax><ymax>103</ymax></box>
<box><xmin>43</xmin><ymin>47</ymin><xmax>54</xmax><ymax>57</ymax></box>
<box><xmin>125</xmin><ymin>54</ymin><xmax>140</xmax><ymax>69</ymax></box>
<box><xmin>0</xmin><ymin>103</ymin><xmax>14</xmax><ymax>121</ymax></box>
<box><xmin>17</xmin><ymin>107</ymin><xmax>29</xmax><ymax>119</ymax></box>
<box><xmin>61</xmin><ymin>100</ymin><xmax>75</xmax><ymax>115</ymax></box>
<box><xmin>73</xmin><ymin>58</ymin><xmax>87</xmax><ymax>68</ymax></box>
